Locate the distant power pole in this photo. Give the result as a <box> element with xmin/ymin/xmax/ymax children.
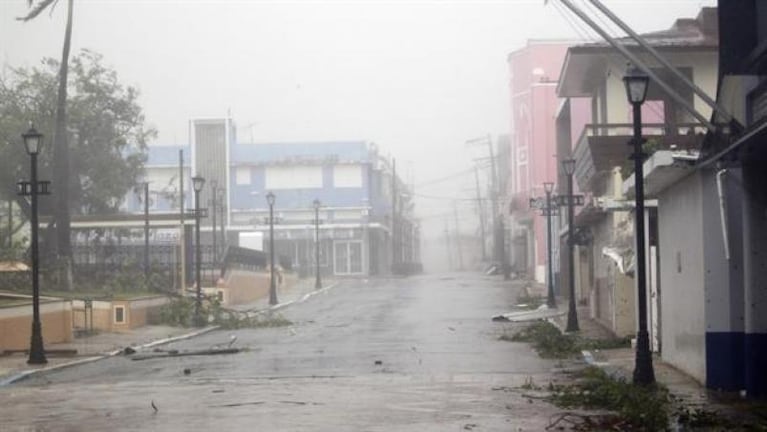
<box><xmin>486</xmin><ymin>134</ymin><xmax>500</xmax><ymax>264</ymax></box>
<box><xmin>179</xmin><ymin>149</ymin><xmax>186</xmax><ymax>291</ymax></box>
<box><xmin>391</xmin><ymin>158</ymin><xmax>398</xmax><ymax>272</ymax></box>
<box><xmin>453</xmin><ymin>200</ymin><xmax>464</xmax><ymax>271</ymax></box>
<box><xmin>444</xmin><ymin>219</ymin><xmax>453</xmax><ymax>271</ymax></box>
<box><xmin>474</xmin><ymin>165</ymin><xmax>487</xmax><ymax>262</ymax></box>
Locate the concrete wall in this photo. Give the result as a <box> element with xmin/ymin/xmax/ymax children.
<box><xmin>209</xmin><ymin>269</ymin><xmax>298</xmax><ymax>307</ymax></box>
<box><xmin>658</xmin><ymin>172</ymin><xmax>706</xmax><ymax>383</ymax></box>
<box><xmin>210</xmin><ymin>270</ymin><xmax>270</xmax><ymax>306</ymax></box>
<box><xmin>508</xmin><ymin>41</ymin><xmax>572</xmax><ymax>279</ymax></box>
<box><xmin>701</xmin><ymin>168</ymin><xmax>745</xmax><ymax>391</ymax></box>
<box><xmin>0</xmin><ymin>299</ymin><xmax>73</xmax><ymax>350</ymax></box>
<box><xmin>71</xmin><ymin>296</ymin><xmax>168</xmax><ymax>333</ymax></box>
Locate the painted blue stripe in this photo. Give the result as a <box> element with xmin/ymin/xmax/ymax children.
<box><xmin>705</xmin><ymin>332</ymin><xmax>744</xmax><ymax>391</ymax></box>
<box><xmin>744</xmin><ymin>333</ymin><xmax>767</xmax><ymax>398</ymax></box>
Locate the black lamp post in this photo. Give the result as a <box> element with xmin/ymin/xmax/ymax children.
<box><xmin>562</xmin><ymin>158</ymin><xmax>579</xmax><ymax>332</ymax></box>
<box><xmin>313</xmin><ymin>199</ymin><xmax>322</xmax><ymax>289</ymax></box>
<box><xmin>21</xmin><ymin>126</ymin><xmax>47</xmax><ymax>365</ymax></box>
<box><xmin>624</xmin><ymin>65</ymin><xmax>656</xmax><ymax>385</ymax></box>
<box><xmin>142</xmin><ymin>181</ymin><xmax>150</xmax><ymax>289</ymax></box>
<box><xmin>544</xmin><ymin>182</ymin><xmax>557</xmax><ymax>309</ymax></box>
<box><xmin>266</xmin><ymin>191</ymin><xmax>278</xmax><ymax>305</ymax></box>
<box><xmin>210</xmin><ymin>180</ymin><xmax>218</xmax><ymax>269</ymax></box>
<box><xmin>192</xmin><ymin>175</ymin><xmax>205</xmax><ymax>327</ymax></box>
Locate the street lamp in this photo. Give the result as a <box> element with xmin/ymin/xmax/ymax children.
<box><xmin>192</xmin><ymin>175</ymin><xmax>205</xmax><ymax>327</ymax></box>
<box><xmin>543</xmin><ymin>182</ymin><xmax>557</xmax><ymax>309</ymax></box>
<box><xmin>21</xmin><ymin>126</ymin><xmax>47</xmax><ymax>365</ymax></box>
<box><xmin>210</xmin><ymin>180</ymin><xmax>218</xmax><ymax>270</ymax></box>
<box><xmin>142</xmin><ymin>182</ymin><xmax>150</xmax><ymax>289</ymax></box>
<box><xmin>624</xmin><ymin>65</ymin><xmax>656</xmax><ymax>385</ymax></box>
<box><xmin>266</xmin><ymin>191</ymin><xmax>278</xmax><ymax>305</ymax></box>
<box><xmin>562</xmin><ymin>158</ymin><xmax>579</xmax><ymax>332</ymax></box>
<box><xmin>313</xmin><ymin>199</ymin><xmax>322</xmax><ymax>289</ymax></box>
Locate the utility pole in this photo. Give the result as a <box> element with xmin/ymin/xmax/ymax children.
<box><xmin>219</xmin><ymin>188</ymin><xmax>226</xmax><ymax>255</ymax></box>
<box><xmin>211</xmin><ymin>180</ymin><xmax>218</xmax><ymax>270</ymax></box>
<box><xmin>453</xmin><ymin>200</ymin><xmax>464</xmax><ymax>270</ymax></box>
<box><xmin>7</xmin><ymin>199</ymin><xmax>12</xmax><ymax>248</ymax></box>
<box><xmin>474</xmin><ymin>165</ymin><xmax>487</xmax><ymax>262</ymax></box>
<box><xmin>444</xmin><ymin>219</ymin><xmax>453</xmax><ymax>271</ymax></box>
<box><xmin>143</xmin><ymin>182</ymin><xmax>150</xmax><ymax>288</ymax></box>
<box><xmin>179</xmin><ymin>149</ymin><xmax>186</xmax><ymax>292</ymax></box>
<box><xmin>391</xmin><ymin>158</ymin><xmax>398</xmax><ymax>273</ymax></box>
<box><xmin>485</xmin><ymin>134</ymin><xmax>501</xmax><ymax>266</ymax></box>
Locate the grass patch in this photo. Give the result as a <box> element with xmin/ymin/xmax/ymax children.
<box><xmin>549</xmin><ymin>366</ymin><xmax>671</xmax><ymax>431</ymax></box>
<box><xmin>500</xmin><ymin>320</ymin><xmax>631</xmax><ymax>358</ymax></box>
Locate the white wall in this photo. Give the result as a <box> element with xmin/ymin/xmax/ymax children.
<box><xmin>658</xmin><ymin>172</ymin><xmax>706</xmax><ymax>383</ymax></box>
<box><xmin>602</xmin><ymin>52</ymin><xmax>718</xmax><ymax>126</ymax></box>
<box><xmin>333</xmin><ymin>164</ymin><xmax>362</xmax><ymax>188</ymax></box>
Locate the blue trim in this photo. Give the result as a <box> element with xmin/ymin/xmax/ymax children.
<box><xmin>705</xmin><ymin>332</ymin><xmax>744</xmax><ymax>391</ymax></box>
<box><xmin>744</xmin><ymin>332</ymin><xmax>767</xmax><ymax>398</ymax></box>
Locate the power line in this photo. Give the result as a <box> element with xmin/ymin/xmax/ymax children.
<box><xmin>413</xmin><ymin>192</ymin><xmax>492</xmax><ymax>202</ymax></box>
<box><xmin>415</xmin><ymin>167</ymin><xmax>476</xmax><ymax>188</ymax></box>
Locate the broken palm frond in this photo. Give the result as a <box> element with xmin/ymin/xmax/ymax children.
<box><xmin>548</xmin><ymin>367</ymin><xmax>671</xmax><ymax>431</ymax></box>
<box><xmin>546</xmin><ymin>412</ymin><xmax>627</xmax><ymax>431</ymax></box>
<box><xmin>499</xmin><ymin>320</ymin><xmax>630</xmax><ymax>358</ymax></box>
<box><xmin>130</xmin><ymin>347</ymin><xmax>241</xmax><ymax>361</ymax></box>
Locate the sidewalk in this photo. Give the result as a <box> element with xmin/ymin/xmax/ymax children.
<box><xmin>548</xmin><ymin>304</ymin><xmax>734</xmax><ymax>414</ymax></box>
<box><xmin>0</xmin><ymin>277</ymin><xmax>338</xmax><ymax>387</ymax></box>
<box><xmin>227</xmin><ymin>276</ymin><xmax>337</xmax><ymax>314</ymax></box>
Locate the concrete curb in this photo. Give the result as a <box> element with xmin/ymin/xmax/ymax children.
<box><xmin>270</xmin><ymin>282</ymin><xmax>338</xmax><ymax>312</ymax></box>
<box><xmin>0</xmin><ymin>326</ymin><xmax>220</xmax><ymax>388</ymax></box>
<box><xmin>0</xmin><ymin>283</ymin><xmax>341</xmax><ymax>387</ymax></box>
<box><xmin>234</xmin><ymin>281</ymin><xmax>339</xmax><ymax>315</ymax></box>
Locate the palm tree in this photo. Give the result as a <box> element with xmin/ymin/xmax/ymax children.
<box><xmin>20</xmin><ymin>0</ymin><xmax>75</xmax><ymax>290</ymax></box>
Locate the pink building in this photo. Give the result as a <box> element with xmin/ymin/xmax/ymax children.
<box><xmin>507</xmin><ymin>40</ymin><xmax>573</xmax><ymax>282</ymax></box>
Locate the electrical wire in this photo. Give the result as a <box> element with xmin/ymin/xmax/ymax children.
<box><xmin>554</xmin><ymin>0</ymin><xmax>666</xmax><ymax>122</ymax></box>
<box><xmin>415</xmin><ymin>167</ymin><xmax>476</xmax><ymax>188</ymax></box>
<box><xmin>413</xmin><ymin>192</ymin><xmax>493</xmax><ymax>202</ymax></box>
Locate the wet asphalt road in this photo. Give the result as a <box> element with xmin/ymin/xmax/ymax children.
<box><xmin>0</xmin><ymin>273</ymin><xmax>564</xmax><ymax>431</ymax></box>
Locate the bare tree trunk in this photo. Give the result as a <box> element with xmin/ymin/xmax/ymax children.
<box><xmin>52</xmin><ymin>0</ymin><xmax>74</xmax><ymax>290</ymax></box>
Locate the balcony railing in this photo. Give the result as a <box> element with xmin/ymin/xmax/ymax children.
<box><xmin>572</xmin><ymin>122</ymin><xmax>706</xmax><ymax>192</ymax></box>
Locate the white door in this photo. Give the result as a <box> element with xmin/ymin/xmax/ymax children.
<box><xmin>334</xmin><ymin>241</ymin><xmax>364</xmax><ymax>275</ymax></box>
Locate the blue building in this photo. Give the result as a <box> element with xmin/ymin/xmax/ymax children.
<box><xmin>126</xmin><ymin>119</ymin><xmax>419</xmax><ymax>278</ymax></box>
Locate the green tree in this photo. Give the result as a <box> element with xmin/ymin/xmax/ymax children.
<box><xmin>0</xmin><ymin>50</ymin><xmax>155</xmax><ymax>253</ymax></box>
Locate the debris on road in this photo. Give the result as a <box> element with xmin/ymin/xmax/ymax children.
<box><xmin>131</xmin><ymin>348</ymin><xmax>241</xmax><ymax>361</ymax></box>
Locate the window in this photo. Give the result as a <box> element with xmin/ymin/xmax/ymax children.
<box><xmin>265</xmin><ymin>166</ymin><xmax>322</xmax><ymax>189</ymax></box>
<box><xmin>333</xmin><ymin>165</ymin><xmax>362</xmax><ymax>188</ymax></box>
<box><xmin>235</xmin><ymin>166</ymin><xmax>251</xmax><ymax>185</ymax></box>
<box><xmin>114</xmin><ymin>306</ymin><xmax>126</xmax><ymax>324</ymax></box>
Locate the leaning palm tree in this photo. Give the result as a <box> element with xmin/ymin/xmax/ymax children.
<box><xmin>19</xmin><ymin>0</ymin><xmax>75</xmax><ymax>290</ymax></box>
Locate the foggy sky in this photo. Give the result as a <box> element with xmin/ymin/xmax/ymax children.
<box><xmin>1</xmin><ymin>0</ymin><xmax>716</xmax><ymax>249</ymax></box>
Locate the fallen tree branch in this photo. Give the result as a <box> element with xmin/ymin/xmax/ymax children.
<box><xmin>130</xmin><ymin>347</ymin><xmax>240</xmax><ymax>361</ymax></box>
